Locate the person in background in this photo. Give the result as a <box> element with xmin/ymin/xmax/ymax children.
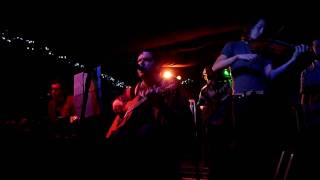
<box><xmin>197</xmin><ymin>65</ymin><xmax>232</xmax><ymax>180</ymax></box>
<box><xmin>47</xmin><ymin>80</ymin><xmax>78</xmax><ymax>139</ymax></box>
<box><xmin>298</xmin><ymin>39</ymin><xmax>320</xmax><ymax>180</ymax></box>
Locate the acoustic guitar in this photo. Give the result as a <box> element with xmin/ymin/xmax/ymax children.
<box><xmin>106</xmin><ymin>81</ymin><xmax>177</xmax><ymax>138</ymax></box>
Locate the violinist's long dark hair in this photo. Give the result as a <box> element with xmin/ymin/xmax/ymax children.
<box><xmin>241</xmin><ymin>16</ymin><xmax>268</xmax><ymax>41</ymax></box>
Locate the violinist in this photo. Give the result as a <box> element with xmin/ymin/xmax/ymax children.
<box><xmin>106</xmin><ymin>49</ymin><xmax>194</xmax><ymax>180</ymax></box>
<box><xmin>211</xmin><ymin>17</ymin><xmax>309</xmax><ymax>180</ymax></box>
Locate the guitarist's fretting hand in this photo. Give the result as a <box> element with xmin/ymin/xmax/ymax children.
<box><xmin>139</xmin><ymin>80</ymin><xmax>177</xmax><ymax>98</ymax></box>
<box><xmin>138</xmin><ymin>86</ymin><xmax>160</xmax><ymax>97</ymax></box>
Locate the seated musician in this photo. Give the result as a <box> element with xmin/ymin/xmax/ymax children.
<box><xmin>47</xmin><ymin>80</ymin><xmax>78</xmax><ymax>139</ymax></box>
<box><xmin>48</xmin><ymin>80</ymin><xmax>78</xmax><ymax>124</ymax></box>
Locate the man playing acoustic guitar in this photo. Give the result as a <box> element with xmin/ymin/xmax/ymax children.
<box><xmin>106</xmin><ymin>49</ymin><xmax>194</xmax><ymax>180</ymax></box>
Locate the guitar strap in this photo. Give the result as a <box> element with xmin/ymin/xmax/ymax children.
<box><xmin>134</xmin><ymin>82</ymin><xmax>140</xmax><ymax>97</ymax></box>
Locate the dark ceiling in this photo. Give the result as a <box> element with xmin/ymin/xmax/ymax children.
<box><xmin>1</xmin><ymin>3</ymin><xmax>319</xmax><ymax>83</ymax></box>
<box><xmin>0</xmin><ymin>2</ymin><xmax>317</xmax><ymax>121</ymax></box>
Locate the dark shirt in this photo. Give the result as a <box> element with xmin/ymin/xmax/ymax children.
<box><xmin>301</xmin><ymin>60</ymin><xmax>320</xmax><ymax>94</ymax></box>
<box><xmin>222</xmin><ymin>41</ymin><xmax>271</xmax><ymax>94</ymax></box>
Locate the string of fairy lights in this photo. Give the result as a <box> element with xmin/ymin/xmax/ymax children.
<box><xmin>0</xmin><ymin>28</ymin><xmax>205</xmax><ymax>88</ymax></box>
<box><xmin>0</xmin><ymin>28</ymin><xmax>130</xmax><ymax>88</ymax></box>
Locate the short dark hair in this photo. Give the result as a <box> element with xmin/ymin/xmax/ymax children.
<box><xmin>203</xmin><ymin>65</ymin><xmax>218</xmax><ymax>80</ymax></box>
<box><xmin>137</xmin><ymin>48</ymin><xmax>164</xmax><ymax>64</ymax></box>
<box><xmin>50</xmin><ymin>79</ymin><xmax>63</xmax><ymax>87</ymax></box>
<box><xmin>49</xmin><ymin>79</ymin><xmax>66</xmax><ymax>93</ymax></box>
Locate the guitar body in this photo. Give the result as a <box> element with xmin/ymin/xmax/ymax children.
<box><xmin>201</xmin><ymin>98</ymin><xmax>219</xmax><ymax>122</ymax></box>
<box><xmin>106</xmin><ymin>95</ymin><xmax>149</xmax><ymax>138</ymax></box>
<box><xmin>106</xmin><ymin>114</ymin><xmax>123</xmax><ymax>138</ymax></box>
<box><xmin>106</xmin><ymin>81</ymin><xmax>177</xmax><ymax>139</ymax></box>
<box><xmin>200</xmin><ymin>82</ymin><xmax>231</xmax><ymax>125</ymax></box>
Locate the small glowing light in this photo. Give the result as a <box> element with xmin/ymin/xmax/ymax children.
<box><xmin>223</xmin><ymin>68</ymin><xmax>231</xmax><ymax>78</ymax></box>
<box><xmin>176</xmin><ymin>75</ymin><xmax>182</xmax><ymax>80</ymax></box>
<box><xmin>101</xmin><ymin>74</ymin><xmax>107</xmax><ymax>78</ymax></box>
<box><xmin>163</xmin><ymin>71</ymin><xmax>173</xmax><ymax>79</ymax></box>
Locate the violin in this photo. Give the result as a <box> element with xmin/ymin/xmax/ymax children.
<box><xmin>249</xmin><ymin>39</ymin><xmax>295</xmax><ymax>56</ymax></box>
<box><xmin>249</xmin><ymin>38</ymin><xmax>316</xmax><ymax>69</ymax></box>
<box><xmin>249</xmin><ymin>38</ymin><xmax>315</xmax><ymax>59</ymax></box>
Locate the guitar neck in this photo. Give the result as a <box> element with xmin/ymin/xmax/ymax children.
<box><xmin>123</xmin><ymin>82</ymin><xmax>176</xmax><ymax>118</ymax></box>
<box><xmin>124</xmin><ymin>96</ymin><xmax>147</xmax><ymax>117</ymax></box>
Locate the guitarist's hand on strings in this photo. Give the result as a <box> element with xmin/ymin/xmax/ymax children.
<box><xmin>138</xmin><ymin>86</ymin><xmax>160</xmax><ymax>97</ymax></box>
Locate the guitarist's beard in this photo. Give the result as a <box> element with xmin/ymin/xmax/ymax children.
<box><xmin>137</xmin><ymin>70</ymin><xmax>145</xmax><ymax>78</ymax></box>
